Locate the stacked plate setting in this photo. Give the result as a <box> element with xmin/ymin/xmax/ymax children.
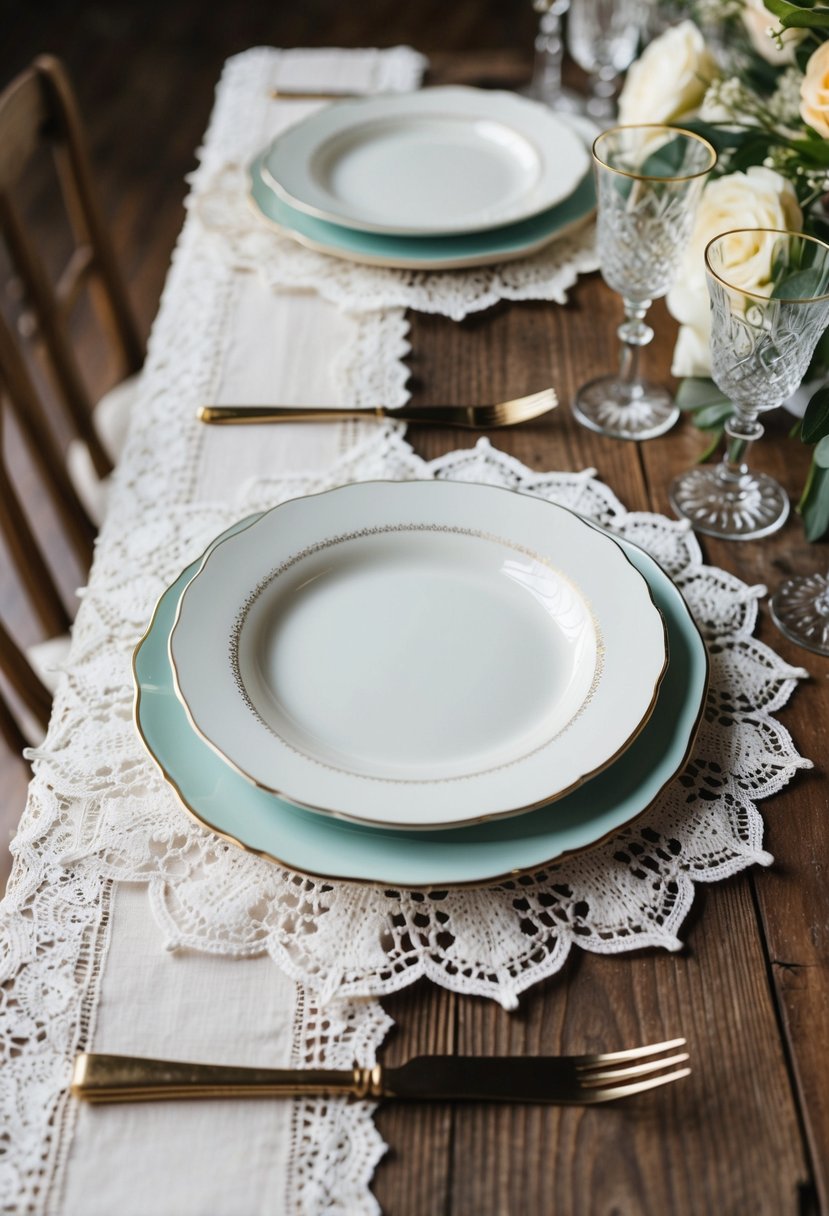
<box><xmin>134</xmin><ymin>481</ymin><xmax>709</xmax><ymax>886</ymax></box>
<box><xmin>247</xmin><ymin>86</ymin><xmax>598</xmax><ymax>269</ymax></box>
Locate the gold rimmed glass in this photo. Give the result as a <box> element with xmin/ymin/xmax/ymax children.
<box><xmin>573</xmin><ymin>124</ymin><xmax>716</xmax><ymax>441</ymax></box>
<box><xmin>670</xmin><ymin>229</ymin><xmax>829</xmax><ymax>541</ymax></box>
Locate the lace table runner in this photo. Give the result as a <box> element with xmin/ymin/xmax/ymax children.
<box><xmin>0</xmin><ymin>45</ymin><xmax>812</xmax><ymax>1216</ymax></box>
<box><xmin>0</xmin><ymin>46</ymin><xmax>418</xmax><ymax>1216</ymax></box>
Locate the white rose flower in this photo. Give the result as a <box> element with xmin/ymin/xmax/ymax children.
<box><xmin>741</xmin><ymin>0</ymin><xmax>804</xmax><ymax>66</ymax></box>
<box><xmin>801</xmin><ymin>42</ymin><xmax>829</xmax><ymax>139</ymax></box>
<box><xmin>618</xmin><ymin>20</ymin><xmax>719</xmax><ymax>126</ymax></box>
<box><xmin>666</xmin><ymin>167</ymin><xmax>802</xmax><ymax>377</ymax></box>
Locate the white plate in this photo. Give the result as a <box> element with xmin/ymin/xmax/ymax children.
<box><xmin>261</xmin><ymin>87</ymin><xmax>589</xmax><ymax>236</ymax></box>
<box><xmin>249</xmin><ymin>147</ymin><xmax>595</xmax><ymax>270</ymax></box>
<box><xmin>136</xmin><ymin>520</ymin><xmax>708</xmax><ymax>887</ymax></box>
<box><xmin>170</xmin><ymin>483</ymin><xmax>666</xmax><ymax>831</ymax></box>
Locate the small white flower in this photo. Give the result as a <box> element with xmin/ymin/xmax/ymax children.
<box><xmin>767</xmin><ymin>66</ymin><xmax>806</xmax><ymax>126</ymax></box>
<box><xmin>700</xmin><ymin>75</ymin><xmax>757</xmax><ymax>125</ymax></box>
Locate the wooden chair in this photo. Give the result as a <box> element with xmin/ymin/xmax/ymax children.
<box><xmin>0</xmin><ymin>54</ymin><xmax>144</xmax><ymax>752</ymax></box>
<box><xmin>0</xmin><ymin>54</ymin><xmax>144</xmax><ymax>517</ymax></box>
<box><xmin>0</xmin><ymin>386</ymin><xmax>90</xmax><ymax>751</ymax></box>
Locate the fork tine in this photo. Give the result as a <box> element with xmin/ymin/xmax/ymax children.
<box><xmin>575</xmin><ymin>1037</ymin><xmax>686</xmax><ymax>1067</ymax></box>
<box><xmin>518</xmin><ymin>388</ymin><xmax>558</xmax><ymax>421</ymax></box>
<box><xmin>582</xmin><ymin>1067</ymin><xmax>692</xmax><ymax>1104</ymax></box>
<box><xmin>578</xmin><ymin>1052</ymin><xmax>690</xmax><ymax>1086</ymax></box>
<box><xmin>512</xmin><ymin>388</ymin><xmax>557</xmax><ymax>416</ymax></box>
<box><xmin>478</xmin><ymin>387</ymin><xmax>557</xmax><ymax>428</ymax></box>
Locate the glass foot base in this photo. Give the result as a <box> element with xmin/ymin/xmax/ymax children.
<box><xmin>770</xmin><ymin>573</ymin><xmax>829</xmax><ymax>656</ymax></box>
<box><xmin>572</xmin><ymin>376</ymin><xmax>679</xmax><ymax>440</ymax></box>
<box><xmin>669</xmin><ymin>466</ymin><xmax>790</xmax><ymax>540</ymax></box>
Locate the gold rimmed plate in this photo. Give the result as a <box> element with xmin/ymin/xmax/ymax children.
<box><xmin>168</xmin><ymin>482</ymin><xmax>667</xmax><ymax>831</ymax></box>
<box><xmin>134</xmin><ymin>514</ymin><xmax>707</xmax><ymax>887</ymax></box>
<box><xmin>260</xmin><ymin>86</ymin><xmax>589</xmax><ymax>236</ymax></box>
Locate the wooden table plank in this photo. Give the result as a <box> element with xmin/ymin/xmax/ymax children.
<box><xmin>447</xmin><ymin>881</ymin><xmax>808</xmax><ymax>1215</ymax></box>
<box><xmin>373</xmin><ymin>984</ymin><xmax>457</xmax><ymax>1215</ymax></box>
<box><xmin>370</xmin><ymin>264</ymin><xmax>819</xmax><ymax>1213</ymax></box>
<box><xmin>640</xmin><ymin>387</ymin><xmax>829</xmax><ymax>1213</ymax></box>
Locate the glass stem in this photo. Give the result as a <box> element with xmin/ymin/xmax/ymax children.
<box><xmin>717</xmin><ymin>407</ymin><xmax>764</xmax><ymax>485</ymax></box>
<box><xmin>617</xmin><ymin>298</ymin><xmax>653</xmax><ymax>402</ymax></box>
<box><xmin>531</xmin><ymin>11</ymin><xmax>565</xmax><ymax>100</ymax></box>
<box><xmin>587</xmin><ymin>64</ymin><xmax>619</xmax><ymax>118</ymax></box>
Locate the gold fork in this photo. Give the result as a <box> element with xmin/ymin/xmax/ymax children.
<box><xmin>197</xmin><ymin>388</ymin><xmax>558</xmax><ymax>430</ymax></box>
<box><xmin>71</xmin><ymin>1038</ymin><xmax>689</xmax><ymax>1104</ymax></box>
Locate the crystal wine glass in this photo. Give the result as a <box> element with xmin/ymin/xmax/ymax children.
<box><xmin>566</xmin><ymin>0</ymin><xmax>645</xmax><ymax>119</ymax></box>
<box><xmin>525</xmin><ymin>0</ymin><xmax>582</xmax><ymax>113</ymax></box>
<box><xmin>573</xmin><ymin>124</ymin><xmax>717</xmax><ymax>441</ymax></box>
<box><xmin>670</xmin><ymin>229</ymin><xmax>829</xmax><ymax>540</ymax></box>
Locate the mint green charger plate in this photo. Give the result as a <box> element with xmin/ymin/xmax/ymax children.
<box><xmin>134</xmin><ymin>516</ymin><xmax>708</xmax><ymax>887</ymax></box>
<box><xmin>247</xmin><ymin>150</ymin><xmax>596</xmax><ymax>271</ymax></box>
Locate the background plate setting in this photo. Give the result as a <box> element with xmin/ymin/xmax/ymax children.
<box><xmin>261</xmin><ymin>86</ymin><xmax>589</xmax><ymax>235</ymax></box>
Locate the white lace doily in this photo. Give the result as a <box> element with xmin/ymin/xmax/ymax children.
<box><xmin>191</xmin><ymin>49</ymin><xmax>600</xmax><ymax>323</ymax></box>
<box><xmin>29</xmin><ymin>432</ymin><xmax>804</xmax><ymax>1013</ymax></box>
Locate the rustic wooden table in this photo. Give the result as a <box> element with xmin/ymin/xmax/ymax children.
<box><xmin>369</xmin><ymin>58</ymin><xmax>829</xmax><ymax>1216</ymax></box>
<box><xmin>0</xmin><ymin>27</ymin><xmax>826</xmax><ymax>1210</ymax></box>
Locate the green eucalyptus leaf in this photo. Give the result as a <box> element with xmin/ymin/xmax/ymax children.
<box><xmin>678</xmin><ymin>121</ymin><xmax>768</xmax><ymax>155</ymax></box>
<box><xmin>729</xmin><ymin>134</ymin><xmax>785</xmax><ymax>172</ymax></box>
<box><xmin>789</xmin><ymin>138</ymin><xmax>829</xmax><ymax>164</ymax></box>
<box><xmin>675</xmin><ymin>378</ymin><xmax>732</xmax><ymax>463</ymax></box>
<box><xmin>815</xmin><ymin>433</ymin><xmax>829</xmax><ymax>466</ymax></box>
<box><xmin>796</xmin><ymin>40</ymin><xmax>814</xmax><ymax>72</ymax></box>
<box><xmin>675</xmin><ymin>377</ymin><xmax>730</xmax><ymax>411</ymax></box>
<box><xmin>639</xmin><ymin>135</ymin><xmax>688</xmax><ymax>179</ymax></box>
<box><xmin>778</xmin><ymin>11</ymin><xmax>829</xmax><ymax>26</ymax></box>
<box><xmin>762</xmin><ymin>1</ymin><xmax>803</xmax><ymax>20</ymax></box>
<box><xmin>772</xmin><ymin>267</ymin><xmax>824</xmax><ymax>299</ymax></box>
<box><xmin>699</xmin><ymin>428</ymin><xmax>725</xmax><ymax>462</ymax></box>
<box><xmin>693</xmin><ymin>401</ymin><xmax>735</xmax><ymax>429</ymax></box>
<box><xmin>802</xmin><ymin>385</ymin><xmax>829</xmax><ymax>442</ymax></box>
<box><xmin>798</xmin><ymin>458</ymin><xmax>829</xmax><ymax>540</ymax></box>
<box><xmin>764</xmin><ymin>0</ymin><xmax>829</xmax><ymax>28</ymax></box>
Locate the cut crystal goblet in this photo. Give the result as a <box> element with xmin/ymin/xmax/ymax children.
<box><xmin>573</xmin><ymin>124</ymin><xmax>716</xmax><ymax>441</ymax></box>
<box><xmin>670</xmin><ymin>229</ymin><xmax>829</xmax><ymax>540</ymax></box>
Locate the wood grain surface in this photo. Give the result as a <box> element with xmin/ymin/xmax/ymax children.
<box><xmin>0</xmin><ymin>10</ymin><xmax>827</xmax><ymax>1213</ymax></box>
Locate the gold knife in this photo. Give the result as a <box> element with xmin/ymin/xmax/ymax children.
<box><xmin>71</xmin><ymin>1041</ymin><xmax>689</xmax><ymax>1105</ymax></box>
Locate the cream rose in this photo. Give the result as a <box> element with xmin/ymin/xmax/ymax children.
<box><xmin>801</xmin><ymin>42</ymin><xmax>829</xmax><ymax>139</ymax></box>
<box><xmin>667</xmin><ymin>167</ymin><xmax>802</xmax><ymax>377</ymax></box>
<box><xmin>741</xmin><ymin>0</ymin><xmax>804</xmax><ymax>66</ymax></box>
<box><xmin>618</xmin><ymin>20</ymin><xmax>719</xmax><ymax>126</ymax></box>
